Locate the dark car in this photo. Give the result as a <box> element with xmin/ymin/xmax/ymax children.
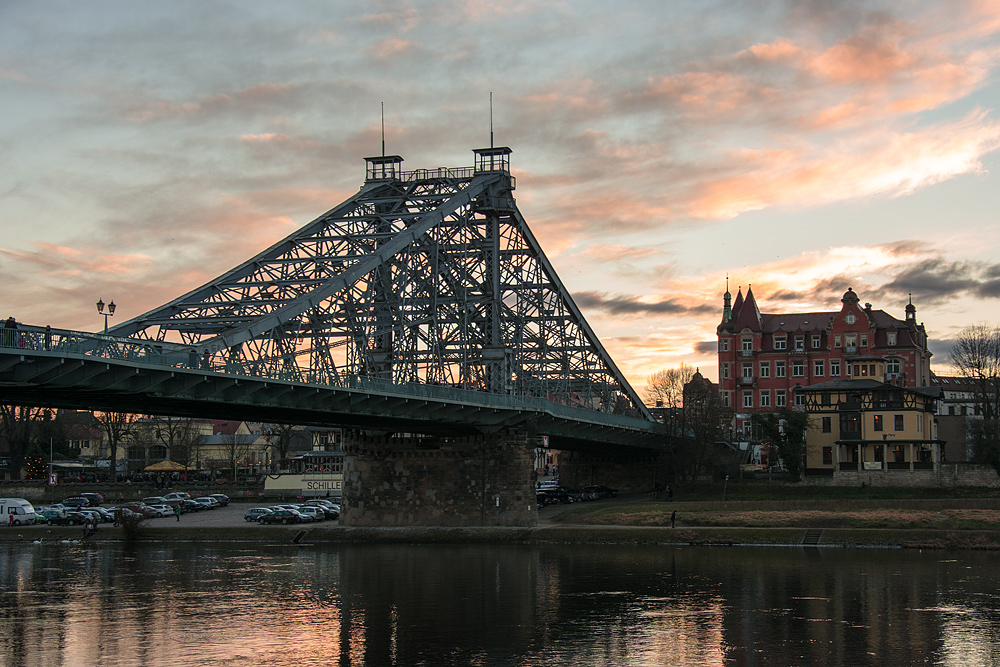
<box><xmin>259</xmin><ymin>510</ymin><xmax>301</xmax><ymax>525</ymax></box>
<box><xmin>61</xmin><ymin>497</ymin><xmax>90</xmax><ymax>508</ymax></box>
<box><xmin>180</xmin><ymin>499</ymin><xmax>202</xmax><ymax>513</ymax></box>
<box><xmin>41</xmin><ymin>509</ymin><xmax>88</xmax><ymax>526</ymax></box>
<box><xmin>208</xmin><ymin>493</ymin><xmax>230</xmax><ymax>507</ymax></box>
<box><xmin>79</xmin><ymin>492</ymin><xmax>104</xmax><ymax>506</ymax></box>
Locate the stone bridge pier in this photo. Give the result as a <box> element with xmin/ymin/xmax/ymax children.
<box><xmin>340</xmin><ymin>428</ymin><xmax>538</xmax><ymax>527</ymax></box>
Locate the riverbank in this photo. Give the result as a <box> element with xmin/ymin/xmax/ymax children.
<box><xmin>5</xmin><ymin>524</ymin><xmax>999</xmax><ymax>549</ymax></box>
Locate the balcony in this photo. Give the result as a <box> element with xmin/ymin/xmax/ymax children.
<box><xmin>739</xmin><ymin>349</ymin><xmax>755</xmax><ymax>358</ymax></box>
<box><xmin>738</xmin><ymin>375</ymin><xmax>756</xmax><ymax>386</ymax></box>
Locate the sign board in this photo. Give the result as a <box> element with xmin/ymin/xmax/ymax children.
<box><xmin>542</xmin><ymin>435</ymin><xmax>549</xmax><ymax>448</ymax></box>
<box><xmin>48</xmin><ymin>472</ymin><xmax>57</xmax><ymax>486</ymax></box>
<box><xmin>863</xmin><ymin>462</ymin><xmax>882</xmax><ymax>470</ymax></box>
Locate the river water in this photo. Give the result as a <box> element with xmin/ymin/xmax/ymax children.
<box><xmin>1</xmin><ymin>541</ymin><xmax>998</xmax><ymax>666</ymax></box>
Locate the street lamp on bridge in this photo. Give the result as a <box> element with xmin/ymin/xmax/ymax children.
<box><xmin>96</xmin><ymin>298</ymin><xmax>116</xmax><ymax>333</ymax></box>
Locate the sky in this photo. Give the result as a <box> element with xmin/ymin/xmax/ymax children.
<box><xmin>3</xmin><ymin>0</ymin><xmax>1000</xmax><ymax>395</ymax></box>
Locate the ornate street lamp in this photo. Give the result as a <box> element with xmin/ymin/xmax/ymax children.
<box><xmin>96</xmin><ymin>298</ymin><xmax>116</xmax><ymax>333</ymax></box>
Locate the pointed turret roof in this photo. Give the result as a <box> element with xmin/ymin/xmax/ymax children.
<box><xmin>733</xmin><ymin>285</ymin><xmax>762</xmax><ymax>330</ymax></box>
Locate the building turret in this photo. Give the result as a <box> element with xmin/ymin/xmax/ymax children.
<box><xmin>722</xmin><ymin>276</ymin><xmax>732</xmax><ymax>324</ymax></box>
<box><xmin>905</xmin><ymin>294</ymin><xmax>916</xmax><ymax>325</ymax></box>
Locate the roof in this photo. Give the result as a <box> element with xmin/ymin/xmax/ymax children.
<box><xmin>801</xmin><ymin>379</ymin><xmax>941</xmax><ymax>398</ymax></box>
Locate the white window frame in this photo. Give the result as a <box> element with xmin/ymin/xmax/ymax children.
<box><xmin>759</xmin><ymin>362</ymin><xmax>770</xmax><ymax>378</ymax></box>
<box><xmin>743</xmin><ymin>391</ymin><xmax>753</xmax><ymax>408</ymax></box>
<box><xmin>814</xmin><ymin>360</ymin><xmax>824</xmax><ymax>376</ymax></box>
<box><xmin>775</xmin><ymin>361</ymin><xmax>786</xmax><ymax>378</ymax></box>
<box><xmin>774</xmin><ymin>337</ymin><xmax>787</xmax><ymax>350</ymax></box>
<box><xmin>830</xmin><ymin>360</ymin><xmax>840</xmax><ymax>376</ymax></box>
<box><xmin>792</xmin><ymin>360</ymin><xmax>805</xmax><ymax>377</ymax></box>
<box><xmin>776</xmin><ymin>391</ymin><xmax>786</xmax><ymax>407</ymax></box>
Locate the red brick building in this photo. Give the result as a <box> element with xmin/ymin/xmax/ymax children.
<box><xmin>716</xmin><ymin>284</ymin><xmax>932</xmax><ymax>437</ymax></box>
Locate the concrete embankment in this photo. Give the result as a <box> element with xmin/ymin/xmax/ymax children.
<box><xmin>4</xmin><ymin>524</ymin><xmax>999</xmax><ymax>549</ymax></box>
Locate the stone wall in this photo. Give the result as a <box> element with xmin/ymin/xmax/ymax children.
<box><xmin>802</xmin><ymin>463</ymin><xmax>999</xmax><ymax>488</ymax></box>
<box><xmin>340</xmin><ymin>430</ymin><xmax>537</xmax><ymax>527</ymax></box>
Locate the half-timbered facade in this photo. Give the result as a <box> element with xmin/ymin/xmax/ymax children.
<box><xmin>801</xmin><ymin>356</ymin><xmax>942</xmax><ymax>475</ymax></box>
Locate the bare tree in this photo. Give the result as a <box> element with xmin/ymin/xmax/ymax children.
<box><xmin>219</xmin><ymin>432</ymin><xmax>257</xmax><ymax>481</ymax></box>
<box><xmin>951</xmin><ymin>323</ymin><xmax>1000</xmax><ymax>467</ymax></box>
<box><xmin>0</xmin><ymin>404</ymin><xmax>46</xmax><ymax>480</ymax></box>
<box><xmin>645</xmin><ymin>364</ymin><xmax>694</xmax><ymax>437</ymax></box>
<box><xmin>94</xmin><ymin>411</ymin><xmax>139</xmax><ymax>481</ymax></box>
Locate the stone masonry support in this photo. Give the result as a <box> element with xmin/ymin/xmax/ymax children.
<box><xmin>340</xmin><ymin>428</ymin><xmax>538</xmax><ymax>527</ymax></box>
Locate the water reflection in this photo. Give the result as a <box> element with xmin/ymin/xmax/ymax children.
<box><xmin>1</xmin><ymin>542</ymin><xmax>999</xmax><ymax>666</ymax></box>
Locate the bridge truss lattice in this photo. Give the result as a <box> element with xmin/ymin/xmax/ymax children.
<box><xmin>113</xmin><ymin>148</ymin><xmax>652</xmax><ymax>422</ymax></box>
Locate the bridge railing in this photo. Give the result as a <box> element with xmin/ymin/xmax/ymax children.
<box><xmin>2</xmin><ymin>325</ymin><xmax>652</xmax><ymax>430</ymax></box>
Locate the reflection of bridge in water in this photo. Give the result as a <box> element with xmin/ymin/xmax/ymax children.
<box><xmin>0</xmin><ymin>146</ymin><xmax>662</xmax><ymax>527</ymax></box>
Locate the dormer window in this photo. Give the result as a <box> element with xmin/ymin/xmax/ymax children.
<box><xmin>812</xmin><ymin>335</ymin><xmax>821</xmax><ymax>349</ymax></box>
<box><xmin>845</xmin><ymin>313</ymin><xmax>856</xmax><ymax>325</ymax></box>
<box><xmin>887</xmin><ymin>332</ymin><xmax>896</xmax><ymax>346</ymax></box>
<box><xmin>774</xmin><ymin>336</ymin><xmax>787</xmax><ymax>350</ymax></box>
<box><xmin>794</xmin><ymin>336</ymin><xmax>804</xmax><ymax>351</ymax></box>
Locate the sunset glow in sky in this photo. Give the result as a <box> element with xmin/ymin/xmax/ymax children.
<box><xmin>3</xmin><ymin>1</ymin><xmax>1000</xmax><ymax>392</ymax></box>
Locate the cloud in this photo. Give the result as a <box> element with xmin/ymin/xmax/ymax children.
<box><xmin>574</xmin><ymin>291</ymin><xmax>716</xmax><ymax>317</ymax></box>
<box><xmin>118</xmin><ymin>83</ymin><xmax>298</xmax><ymax>124</ymax></box>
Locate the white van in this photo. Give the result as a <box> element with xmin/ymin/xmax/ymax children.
<box><xmin>0</xmin><ymin>498</ymin><xmax>37</xmax><ymax>526</ymax></box>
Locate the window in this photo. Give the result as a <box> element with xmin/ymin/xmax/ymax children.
<box><xmin>812</xmin><ymin>335</ymin><xmax>821</xmax><ymax>349</ymax></box>
<box><xmin>759</xmin><ymin>362</ymin><xmax>770</xmax><ymax>378</ymax></box>
<box><xmin>743</xmin><ymin>391</ymin><xmax>753</xmax><ymax>408</ymax></box>
<box><xmin>722</xmin><ymin>392</ymin><xmax>730</xmax><ymax>407</ymax></box>
<box><xmin>774</xmin><ymin>336</ymin><xmax>787</xmax><ymax>350</ymax></box>
<box><xmin>860</xmin><ymin>333</ymin><xmax>868</xmax><ymax>348</ymax></box>
<box><xmin>845</xmin><ymin>333</ymin><xmax>857</xmax><ymax>351</ymax></box>
<box><xmin>776</xmin><ymin>390</ymin><xmax>786</xmax><ymax>407</ymax></box>
<box><xmin>873</xmin><ymin>414</ymin><xmax>884</xmax><ymax>432</ymax></box>
<box><xmin>823</xmin><ymin>446</ymin><xmax>833</xmax><ymax>465</ymax></box>
<box><xmin>742</xmin><ymin>362</ymin><xmax>753</xmax><ymax>379</ymax></box>
<box><xmin>886</xmin><ymin>359</ymin><xmax>900</xmax><ymax>376</ymax></box>
<box><xmin>893</xmin><ymin>445</ymin><xmax>904</xmax><ymax>462</ymax></box>
<box><xmin>822</xmin><ymin>416</ymin><xmax>832</xmax><ymax>433</ymax></box>
<box><xmin>722</xmin><ymin>363</ymin><xmax>729</xmax><ymax>379</ymax></box>
<box><xmin>821</xmin><ymin>392</ymin><xmax>831</xmax><ymax>406</ymax></box>
<box><xmin>792</xmin><ymin>360</ymin><xmax>805</xmax><ymax>376</ymax></box>
<box><xmin>845</xmin><ymin>313</ymin><xmax>856</xmax><ymax>325</ymax></box>
<box><xmin>830</xmin><ymin>360</ymin><xmax>840</xmax><ymax>376</ymax></box>
<box><xmin>760</xmin><ymin>391</ymin><xmax>771</xmax><ymax>407</ymax></box>
<box><xmin>742</xmin><ymin>338</ymin><xmax>753</xmax><ymax>353</ymax></box>
<box><xmin>894</xmin><ymin>414</ymin><xmax>904</xmax><ymax>431</ymax></box>
<box><xmin>835</xmin><ymin>335</ymin><xmax>842</xmax><ymax>348</ymax></box>
<box><xmin>887</xmin><ymin>332</ymin><xmax>896</xmax><ymax>346</ymax></box>
<box><xmin>776</xmin><ymin>361</ymin><xmax>786</xmax><ymax>378</ymax></box>
<box><xmin>874</xmin><ymin>445</ymin><xmax>884</xmax><ymax>462</ymax></box>
<box><xmin>794</xmin><ymin>391</ymin><xmax>805</xmax><ymax>406</ymax></box>
<box><xmin>721</xmin><ymin>339</ymin><xmax>729</xmax><ymax>352</ymax></box>
<box><xmin>814</xmin><ymin>360</ymin><xmax>824</xmax><ymax>376</ymax></box>
<box><xmin>917</xmin><ymin>417</ymin><xmax>923</xmax><ymax>433</ymax></box>
<box><xmin>795</xmin><ymin>336</ymin><xmax>805</xmax><ymax>351</ymax></box>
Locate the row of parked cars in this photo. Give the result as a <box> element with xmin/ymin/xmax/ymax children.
<box><xmin>244</xmin><ymin>499</ymin><xmax>340</xmax><ymax>524</ymax></box>
<box><xmin>33</xmin><ymin>491</ymin><xmax>231</xmax><ymax>525</ymax></box>
<box><xmin>535</xmin><ymin>481</ymin><xmax>619</xmax><ymax>509</ymax></box>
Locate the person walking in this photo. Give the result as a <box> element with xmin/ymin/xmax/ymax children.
<box><xmin>670</xmin><ymin>510</ymin><xmax>677</xmax><ymax>528</ymax></box>
<box><xmin>175</xmin><ymin>504</ymin><xmax>181</xmax><ymax>522</ymax></box>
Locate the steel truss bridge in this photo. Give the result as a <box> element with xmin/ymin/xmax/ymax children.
<box><xmin>0</xmin><ymin>148</ymin><xmax>659</xmax><ymax>450</ymax></box>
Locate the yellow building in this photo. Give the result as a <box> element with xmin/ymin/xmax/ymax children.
<box><xmin>802</xmin><ymin>355</ymin><xmax>943</xmax><ymax>475</ymax></box>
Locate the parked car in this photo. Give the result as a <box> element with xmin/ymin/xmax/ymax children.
<box><xmin>180</xmin><ymin>499</ymin><xmax>203</xmax><ymax>513</ymax></box>
<box><xmin>116</xmin><ymin>503</ymin><xmax>157</xmax><ymax>519</ymax></box>
<box><xmin>77</xmin><ymin>508</ymin><xmax>111</xmax><ymax>524</ymax></box>
<box><xmin>296</xmin><ymin>506</ymin><xmax>325</xmax><ymax>522</ymax></box>
<box><xmin>303</xmin><ymin>501</ymin><xmax>339</xmax><ymax>519</ymax></box>
<box><xmin>61</xmin><ymin>497</ymin><xmax>90</xmax><ymax>508</ymax></box>
<box><xmin>90</xmin><ymin>507</ymin><xmax>116</xmax><ymax>523</ymax></box>
<box><xmin>143</xmin><ymin>496</ymin><xmax>180</xmax><ymax>508</ymax></box>
<box><xmin>162</xmin><ymin>492</ymin><xmax>191</xmax><ymax>502</ymax></box>
<box><xmin>208</xmin><ymin>494</ymin><xmax>230</xmax><ymax>507</ymax></box>
<box><xmin>145</xmin><ymin>504</ymin><xmax>173</xmax><ymax>518</ymax></box>
<box><xmin>193</xmin><ymin>497</ymin><xmax>219</xmax><ymax>510</ymax></box>
<box><xmin>259</xmin><ymin>509</ymin><xmax>301</xmax><ymax>525</ymax></box>
<box><xmin>244</xmin><ymin>508</ymin><xmax>273</xmax><ymax>522</ymax></box>
<box><xmin>79</xmin><ymin>492</ymin><xmax>104</xmax><ymax>506</ymax></box>
<box><xmin>42</xmin><ymin>510</ymin><xmax>89</xmax><ymax>526</ymax></box>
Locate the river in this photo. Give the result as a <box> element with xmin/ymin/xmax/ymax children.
<box><xmin>1</xmin><ymin>541</ymin><xmax>998</xmax><ymax>666</ymax></box>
